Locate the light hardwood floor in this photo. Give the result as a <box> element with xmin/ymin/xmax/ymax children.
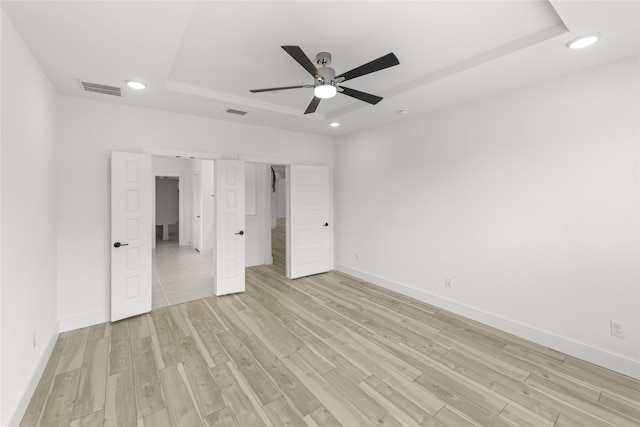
<box><xmin>20</xmin><ymin>220</ymin><xmax>640</xmax><ymax>426</ymax></box>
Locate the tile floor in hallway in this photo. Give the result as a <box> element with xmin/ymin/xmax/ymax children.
<box><xmin>152</xmin><ymin>233</ymin><xmax>214</xmax><ymax>309</ymax></box>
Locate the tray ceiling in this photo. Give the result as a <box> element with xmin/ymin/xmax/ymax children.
<box><xmin>2</xmin><ymin>1</ymin><xmax>638</xmax><ymax>136</ymax></box>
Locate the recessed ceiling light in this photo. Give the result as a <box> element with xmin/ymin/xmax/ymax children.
<box><xmin>566</xmin><ymin>34</ymin><xmax>600</xmax><ymax>49</ymax></box>
<box><xmin>398</xmin><ymin>109</ymin><xmax>409</xmax><ymax>115</ymax></box>
<box><xmin>126</xmin><ymin>80</ymin><xmax>147</xmax><ymax>90</ymax></box>
<box><xmin>329</xmin><ymin>122</ymin><xmax>340</xmax><ymax>128</ymax></box>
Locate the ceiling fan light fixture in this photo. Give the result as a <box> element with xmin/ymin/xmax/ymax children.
<box><xmin>314</xmin><ymin>84</ymin><xmax>337</xmax><ymax>99</ymax></box>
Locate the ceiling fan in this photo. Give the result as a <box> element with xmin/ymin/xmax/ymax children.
<box><xmin>250</xmin><ymin>46</ymin><xmax>400</xmax><ymax>114</ymax></box>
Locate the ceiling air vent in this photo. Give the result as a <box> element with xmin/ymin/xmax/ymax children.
<box><xmin>80</xmin><ymin>81</ymin><xmax>122</xmax><ymax>97</ymax></box>
<box><xmin>226</xmin><ymin>108</ymin><xmax>248</xmax><ymax>116</ymax></box>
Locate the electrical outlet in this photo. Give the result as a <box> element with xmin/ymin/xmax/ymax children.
<box><xmin>610</xmin><ymin>321</ymin><xmax>625</xmax><ymax>338</ymax></box>
<box><xmin>355</xmin><ymin>253</ymin><xmax>360</xmax><ymax>262</ymax></box>
<box><xmin>33</xmin><ymin>331</ymin><xmax>37</xmax><ymax>348</ymax></box>
<box><xmin>445</xmin><ymin>277</ymin><xmax>453</xmax><ymax>289</ymax></box>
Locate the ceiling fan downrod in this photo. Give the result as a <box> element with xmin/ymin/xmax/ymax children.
<box><xmin>315</xmin><ymin>52</ymin><xmax>336</xmax><ymax>83</ymax></box>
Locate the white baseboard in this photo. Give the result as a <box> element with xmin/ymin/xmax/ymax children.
<box><xmin>334</xmin><ymin>263</ymin><xmax>640</xmax><ymax>380</ymax></box>
<box><xmin>7</xmin><ymin>322</ymin><xmax>59</xmax><ymax>427</ymax></box>
<box><xmin>246</xmin><ymin>257</ymin><xmax>266</xmax><ymax>268</ymax></box>
<box><xmin>59</xmin><ymin>310</ymin><xmax>109</xmax><ymax>333</ymax></box>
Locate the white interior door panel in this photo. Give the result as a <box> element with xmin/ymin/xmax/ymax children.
<box><xmin>111</xmin><ymin>151</ymin><xmax>152</xmax><ymax>321</ymax></box>
<box><xmin>287</xmin><ymin>165</ymin><xmax>331</xmax><ymax>279</ymax></box>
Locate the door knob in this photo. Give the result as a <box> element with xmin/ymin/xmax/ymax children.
<box><xmin>323</xmin><ymin>223</ymin><xmax>329</xmax><ymax>227</ymax></box>
<box><xmin>235</xmin><ymin>231</ymin><xmax>245</xmax><ymax>236</ymax></box>
<box><xmin>113</xmin><ymin>242</ymin><xmax>129</xmax><ymax>248</ymax></box>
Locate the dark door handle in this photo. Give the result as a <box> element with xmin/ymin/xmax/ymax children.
<box><xmin>323</xmin><ymin>223</ymin><xmax>329</xmax><ymax>227</ymax></box>
<box><xmin>235</xmin><ymin>231</ymin><xmax>244</xmax><ymax>236</ymax></box>
<box><xmin>113</xmin><ymin>242</ymin><xmax>129</xmax><ymax>248</ymax></box>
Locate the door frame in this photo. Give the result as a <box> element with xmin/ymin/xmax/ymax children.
<box><xmin>262</xmin><ymin>163</ymin><xmax>286</xmax><ymax>268</ymax></box>
<box><xmin>142</xmin><ymin>148</ymin><xmax>331</xmax><ymax>276</ymax></box>
<box><xmin>238</xmin><ymin>155</ymin><xmax>333</xmax><ymax>278</ymax></box>
<box><xmin>144</xmin><ymin>147</ymin><xmax>223</xmax><ymax>250</ymax></box>
<box><xmin>152</xmin><ymin>172</ymin><xmax>184</xmax><ymax>248</ymax></box>
<box><xmin>240</xmin><ymin>156</ymin><xmax>292</xmax><ymax>274</ymax></box>
<box><xmin>193</xmin><ymin>172</ymin><xmax>202</xmax><ymax>252</ymax></box>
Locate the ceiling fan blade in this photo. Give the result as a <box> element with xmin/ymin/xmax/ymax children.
<box><xmin>335</xmin><ymin>53</ymin><xmax>399</xmax><ymax>82</ymax></box>
<box><xmin>250</xmin><ymin>85</ymin><xmax>311</xmax><ymax>93</ymax></box>
<box><xmin>304</xmin><ymin>96</ymin><xmax>321</xmax><ymax>114</ymax></box>
<box><xmin>282</xmin><ymin>46</ymin><xmax>323</xmax><ymax>79</ymax></box>
<box><xmin>340</xmin><ymin>86</ymin><xmax>383</xmax><ymax>105</ymax></box>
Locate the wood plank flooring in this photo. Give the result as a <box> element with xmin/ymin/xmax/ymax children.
<box><xmin>20</xmin><ymin>220</ymin><xmax>640</xmax><ymax>426</ymax></box>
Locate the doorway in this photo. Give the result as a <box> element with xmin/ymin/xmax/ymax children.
<box><xmin>112</xmin><ymin>150</ymin><xmax>332</xmax><ymax>320</ymax></box>
<box><xmin>155</xmin><ymin>176</ymin><xmax>180</xmax><ymax>246</ymax></box>
<box><xmin>152</xmin><ymin>171</ymin><xmax>185</xmax><ymax>249</ymax></box>
<box><xmin>269</xmin><ymin>165</ymin><xmax>287</xmax><ymax>274</ymax></box>
<box><xmin>151</xmin><ymin>158</ymin><xmax>215</xmax><ymax>309</ymax></box>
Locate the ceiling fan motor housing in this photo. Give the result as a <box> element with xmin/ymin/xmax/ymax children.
<box><xmin>317</xmin><ymin>66</ymin><xmax>336</xmax><ymax>84</ymax></box>
<box><xmin>316</xmin><ymin>52</ymin><xmax>336</xmax><ymax>85</ymax></box>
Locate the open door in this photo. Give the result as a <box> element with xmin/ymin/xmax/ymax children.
<box><xmin>111</xmin><ymin>152</ymin><xmax>152</xmax><ymax>321</ymax></box>
<box><xmin>287</xmin><ymin>165</ymin><xmax>331</xmax><ymax>279</ymax></box>
<box><xmin>214</xmin><ymin>160</ymin><xmax>246</xmax><ymax>295</ymax></box>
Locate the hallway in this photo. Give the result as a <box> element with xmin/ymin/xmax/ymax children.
<box><xmin>152</xmin><ymin>234</ymin><xmax>214</xmax><ymax>309</ymax></box>
<box><xmin>152</xmin><ymin>219</ymin><xmax>286</xmax><ymax>309</ymax></box>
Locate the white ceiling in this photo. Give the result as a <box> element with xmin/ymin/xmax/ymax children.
<box><xmin>2</xmin><ymin>1</ymin><xmax>639</xmax><ymax>136</ymax></box>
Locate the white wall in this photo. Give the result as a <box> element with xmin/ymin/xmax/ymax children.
<box><xmin>334</xmin><ymin>57</ymin><xmax>640</xmax><ymax>379</ymax></box>
<box><xmin>56</xmin><ymin>97</ymin><xmax>333</xmax><ymax>331</ymax></box>
<box><xmin>1</xmin><ymin>11</ymin><xmax>59</xmax><ymax>425</ymax></box>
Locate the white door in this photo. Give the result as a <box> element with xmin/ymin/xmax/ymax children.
<box><xmin>193</xmin><ymin>173</ymin><xmax>202</xmax><ymax>251</ymax></box>
<box><xmin>214</xmin><ymin>160</ymin><xmax>245</xmax><ymax>295</ymax></box>
<box><xmin>111</xmin><ymin>152</ymin><xmax>152</xmax><ymax>321</ymax></box>
<box><xmin>287</xmin><ymin>165</ymin><xmax>331</xmax><ymax>279</ymax></box>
